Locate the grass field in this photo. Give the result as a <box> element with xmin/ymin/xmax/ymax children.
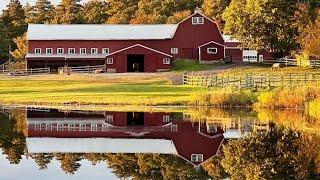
<box><xmin>0</xmin><ymin>74</ymin><xmax>206</xmax><ymax>106</ymax></box>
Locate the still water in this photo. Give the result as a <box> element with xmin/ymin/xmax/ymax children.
<box><xmin>0</xmin><ymin>106</ymin><xmax>319</xmax><ymax>179</ymax></box>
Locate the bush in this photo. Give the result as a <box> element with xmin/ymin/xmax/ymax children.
<box><xmin>308</xmin><ymin>99</ymin><xmax>320</xmax><ymax>119</ymax></box>
<box><xmin>190</xmin><ymin>91</ymin><xmax>257</xmax><ymax>107</ymax></box>
<box><xmin>296</xmin><ymin>52</ymin><xmax>310</xmax><ymax>68</ymax></box>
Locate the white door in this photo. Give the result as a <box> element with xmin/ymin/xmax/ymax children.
<box><xmin>243</xmin><ymin>50</ymin><xmax>258</xmax><ymax>62</ymax></box>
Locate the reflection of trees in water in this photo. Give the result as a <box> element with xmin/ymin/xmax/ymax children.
<box><xmin>105</xmin><ymin>153</ymin><xmax>209</xmax><ymax>179</ymax></box>
<box><xmin>0</xmin><ymin>112</ymin><xmax>26</xmax><ymax>164</ymax></box>
<box><xmin>221</xmin><ymin>128</ymin><xmax>320</xmax><ymax>179</ymax></box>
<box><xmin>54</xmin><ymin>153</ymin><xmax>83</xmax><ymax>174</ymax></box>
<box><xmin>31</xmin><ymin>153</ymin><xmax>54</xmax><ymax>170</ymax></box>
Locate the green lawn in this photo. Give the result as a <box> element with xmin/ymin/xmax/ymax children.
<box><xmin>172</xmin><ymin>59</ymin><xmax>217</xmax><ymax>71</ymax></box>
<box><xmin>0</xmin><ymin>74</ymin><xmax>205</xmax><ymax>106</ymax></box>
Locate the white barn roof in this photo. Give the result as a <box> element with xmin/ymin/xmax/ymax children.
<box><xmin>26</xmin><ymin>138</ymin><xmax>178</xmax><ymax>154</ymax></box>
<box><xmin>27</xmin><ymin>24</ymin><xmax>178</xmax><ymax>40</ymax></box>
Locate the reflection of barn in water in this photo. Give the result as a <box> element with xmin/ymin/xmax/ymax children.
<box><xmin>26</xmin><ymin>109</ymin><xmax>224</xmax><ymax>167</ymax></box>
<box><xmin>184</xmin><ymin>113</ymin><xmax>272</xmax><ymax>139</ymax></box>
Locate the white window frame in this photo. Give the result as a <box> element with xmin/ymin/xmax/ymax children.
<box><xmin>207</xmin><ymin>47</ymin><xmax>217</xmax><ymax>54</ymax></box>
<box><xmin>107</xmin><ymin>58</ymin><xmax>113</xmax><ymax>65</ymax></box>
<box><xmin>57</xmin><ymin>48</ymin><xmax>64</xmax><ymax>54</ymax></box>
<box><xmin>35</xmin><ymin>48</ymin><xmax>41</xmax><ymax>54</ymax></box>
<box><xmin>192</xmin><ymin>17</ymin><xmax>204</xmax><ymax>25</ymax></box>
<box><xmin>163</xmin><ymin>58</ymin><xmax>171</xmax><ymax>65</ymax></box>
<box><xmin>46</xmin><ymin>48</ymin><xmax>53</xmax><ymax>54</ymax></box>
<box><xmin>163</xmin><ymin>115</ymin><xmax>170</xmax><ymax>123</ymax></box>
<box><xmin>102</xmin><ymin>48</ymin><xmax>110</xmax><ymax>54</ymax></box>
<box><xmin>80</xmin><ymin>48</ymin><xmax>87</xmax><ymax>54</ymax></box>
<box><xmin>106</xmin><ymin>115</ymin><xmax>113</xmax><ymax>123</ymax></box>
<box><xmin>91</xmin><ymin>124</ymin><xmax>98</xmax><ymax>131</ymax></box>
<box><xmin>68</xmin><ymin>48</ymin><xmax>76</xmax><ymax>54</ymax></box>
<box><xmin>191</xmin><ymin>154</ymin><xmax>204</xmax><ymax>162</ymax></box>
<box><xmin>171</xmin><ymin>48</ymin><xmax>178</xmax><ymax>54</ymax></box>
<box><xmin>91</xmin><ymin>48</ymin><xmax>98</xmax><ymax>54</ymax></box>
<box><xmin>171</xmin><ymin>124</ymin><xmax>178</xmax><ymax>132</ymax></box>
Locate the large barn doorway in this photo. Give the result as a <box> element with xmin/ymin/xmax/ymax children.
<box><xmin>127</xmin><ymin>112</ymin><xmax>144</xmax><ymax>126</ymax></box>
<box><xmin>127</xmin><ymin>55</ymin><xmax>144</xmax><ymax>72</ymax></box>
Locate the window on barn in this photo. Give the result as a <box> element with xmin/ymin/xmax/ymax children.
<box><xmin>102</xmin><ymin>48</ymin><xmax>110</xmax><ymax>54</ymax></box>
<box><xmin>107</xmin><ymin>58</ymin><xmax>113</xmax><ymax>65</ymax></box>
<box><xmin>207</xmin><ymin>47</ymin><xmax>217</xmax><ymax>54</ymax></box>
<box><xmin>46</xmin><ymin>48</ymin><xmax>53</xmax><ymax>54</ymax></box>
<box><xmin>68</xmin><ymin>48</ymin><xmax>76</xmax><ymax>54</ymax></box>
<box><xmin>163</xmin><ymin>58</ymin><xmax>171</xmax><ymax>64</ymax></box>
<box><xmin>80</xmin><ymin>48</ymin><xmax>86</xmax><ymax>54</ymax></box>
<box><xmin>106</xmin><ymin>115</ymin><xmax>113</xmax><ymax>123</ymax></box>
<box><xmin>91</xmin><ymin>48</ymin><xmax>98</xmax><ymax>54</ymax></box>
<box><xmin>57</xmin><ymin>48</ymin><xmax>64</xmax><ymax>54</ymax></box>
<box><xmin>171</xmin><ymin>48</ymin><xmax>178</xmax><ymax>54</ymax></box>
<box><xmin>191</xmin><ymin>154</ymin><xmax>204</xmax><ymax>162</ymax></box>
<box><xmin>163</xmin><ymin>115</ymin><xmax>170</xmax><ymax>123</ymax></box>
<box><xmin>35</xmin><ymin>48</ymin><xmax>41</xmax><ymax>54</ymax></box>
<box><xmin>192</xmin><ymin>17</ymin><xmax>204</xmax><ymax>25</ymax></box>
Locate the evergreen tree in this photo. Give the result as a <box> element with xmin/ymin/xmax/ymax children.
<box><xmin>82</xmin><ymin>0</ymin><xmax>109</xmax><ymax>24</ymax></box>
<box><xmin>106</xmin><ymin>0</ymin><xmax>139</xmax><ymax>24</ymax></box>
<box><xmin>0</xmin><ymin>19</ymin><xmax>10</xmax><ymax>62</ymax></box>
<box><xmin>26</xmin><ymin>0</ymin><xmax>54</xmax><ymax>24</ymax></box>
<box><xmin>1</xmin><ymin>0</ymin><xmax>27</xmax><ymax>60</ymax></box>
<box><xmin>51</xmin><ymin>0</ymin><xmax>83</xmax><ymax>24</ymax></box>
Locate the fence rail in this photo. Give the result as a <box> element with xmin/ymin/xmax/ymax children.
<box><xmin>1</xmin><ymin>67</ymin><xmax>50</xmax><ymax>76</ymax></box>
<box><xmin>58</xmin><ymin>65</ymin><xmax>106</xmax><ymax>74</ymax></box>
<box><xmin>183</xmin><ymin>72</ymin><xmax>320</xmax><ymax>89</ymax></box>
<box><xmin>256</xmin><ymin>58</ymin><xmax>320</xmax><ymax>68</ymax></box>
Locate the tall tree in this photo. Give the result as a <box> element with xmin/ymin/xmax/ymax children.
<box><xmin>1</xmin><ymin>0</ymin><xmax>27</xmax><ymax>60</ymax></box>
<box><xmin>222</xmin><ymin>0</ymin><xmax>299</xmax><ymax>55</ymax></box>
<box><xmin>26</xmin><ymin>0</ymin><xmax>54</xmax><ymax>24</ymax></box>
<box><xmin>82</xmin><ymin>0</ymin><xmax>110</xmax><ymax>24</ymax></box>
<box><xmin>166</xmin><ymin>10</ymin><xmax>191</xmax><ymax>24</ymax></box>
<box><xmin>106</xmin><ymin>0</ymin><xmax>139</xmax><ymax>24</ymax></box>
<box><xmin>51</xmin><ymin>0</ymin><xmax>83</xmax><ymax>24</ymax></box>
<box><xmin>0</xmin><ymin>19</ymin><xmax>10</xmax><ymax>62</ymax></box>
<box><xmin>202</xmin><ymin>0</ymin><xmax>230</xmax><ymax>21</ymax></box>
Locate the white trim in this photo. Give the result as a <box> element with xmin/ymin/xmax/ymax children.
<box><xmin>46</xmin><ymin>48</ymin><xmax>53</xmax><ymax>54</ymax></box>
<box><xmin>106</xmin><ymin>58</ymin><xmax>113</xmax><ymax>65</ymax></box>
<box><xmin>80</xmin><ymin>48</ymin><xmax>87</xmax><ymax>54</ymax></box>
<box><xmin>198</xmin><ymin>41</ymin><xmax>226</xmax><ymax>48</ymax></box>
<box><xmin>57</xmin><ymin>48</ymin><xmax>64</xmax><ymax>54</ymax></box>
<box><xmin>225</xmin><ymin>47</ymin><xmax>241</xmax><ymax>49</ymax></box>
<box><xmin>171</xmin><ymin>48</ymin><xmax>178</xmax><ymax>54</ymax></box>
<box><xmin>91</xmin><ymin>48</ymin><xmax>98</xmax><ymax>54</ymax></box>
<box><xmin>106</xmin><ymin>44</ymin><xmax>173</xmax><ymax>58</ymax></box>
<box><xmin>102</xmin><ymin>48</ymin><xmax>110</xmax><ymax>54</ymax></box>
<box><xmin>68</xmin><ymin>48</ymin><xmax>76</xmax><ymax>54</ymax></box>
<box><xmin>35</xmin><ymin>48</ymin><xmax>41</xmax><ymax>54</ymax></box>
<box><xmin>163</xmin><ymin>58</ymin><xmax>171</xmax><ymax>64</ymax></box>
<box><xmin>207</xmin><ymin>47</ymin><xmax>217</xmax><ymax>54</ymax></box>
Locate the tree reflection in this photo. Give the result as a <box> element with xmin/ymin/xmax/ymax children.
<box><xmin>54</xmin><ymin>153</ymin><xmax>83</xmax><ymax>174</ymax></box>
<box><xmin>221</xmin><ymin>128</ymin><xmax>320</xmax><ymax>179</ymax></box>
<box><xmin>0</xmin><ymin>112</ymin><xmax>26</xmax><ymax>164</ymax></box>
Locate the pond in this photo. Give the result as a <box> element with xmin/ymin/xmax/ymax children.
<box><xmin>0</xmin><ymin>106</ymin><xmax>319</xmax><ymax>179</ymax></box>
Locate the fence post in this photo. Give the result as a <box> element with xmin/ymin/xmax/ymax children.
<box><xmin>285</xmin><ymin>58</ymin><xmax>288</xmax><ymax>67</ymax></box>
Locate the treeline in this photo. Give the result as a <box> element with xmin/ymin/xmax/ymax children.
<box><xmin>0</xmin><ymin>0</ymin><xmax>320</xmax><ymax>63</ymax></box>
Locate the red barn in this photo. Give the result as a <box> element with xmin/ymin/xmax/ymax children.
<box><xmin>26</xmin><ymin>11</ymin><xmax>225</xmax><ymax>72</ymax></box>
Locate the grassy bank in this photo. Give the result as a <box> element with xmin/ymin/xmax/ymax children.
<box><xmin>0</xmin><ymin>74</ymin><xmax>206</xmax><ymax>106</ymax></box>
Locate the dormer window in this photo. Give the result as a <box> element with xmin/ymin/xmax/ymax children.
<box><xmin>192</xmin><ymin>17</ymin><xmax>204</xmax><ymax>25</ymax></box>
<box><xmin>191</xmin><ymin>154</ymin><xmax>204</xmax><ymax>162</ymax></box>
